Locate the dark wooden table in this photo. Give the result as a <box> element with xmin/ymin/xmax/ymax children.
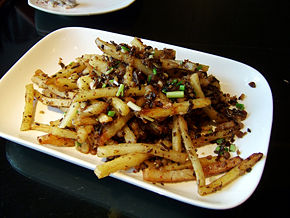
<box><xmin>1</xmin><ymin>0</ymin><xmax>289</xmax><ymax>217</ymax></box>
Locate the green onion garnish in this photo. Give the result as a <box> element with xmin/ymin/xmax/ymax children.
<box><xmin>229</xmin><ymin>144</ymin><xmax>236</xmax><ymax>152</ymax></box>
<box><xmin>105</xmin><ymin>67</ymin><xmax>114</xmax><ymax>75</ymax></box>
<box><xmin>147</xmin><ymin>75</ymin><xmax>152</xmax><ymax>83</ymax></box>
<box><xmin>107</xmin><ymin>111</ymin><xmax>116</xmax><ymax>117</ymax></box>
<box><xmin>121</xmin><ymin>46</ymin><xmax>130</xmax><ymax>52</ymax></box>
<box><xmin>216</xmin><ymin>138</ymin><xmax>224</xmax><ymax>144</ymax></box>
<box><xmin>179</xmin><ymin>85</ymin><xmax>185</xmax><ymax>91</ymax></box>
<box><xmin>236</xmin><ymin>103</ymin><xmax>245</xmax><ymax>110</ymax></box>
<box><xmin>153</xmin><ymin>68</ymin><xmax>157</xmax><ymax>75</ymax></box>
<box><xmin>215</xmin><ymin>145</ymin><xmax>221</xmax><ymax>152</ymax></box>
<box><xmin>161</xmin><ymin>88</ymin><xmax>167</xmax><ymax>94</ymax></box>
<box><xmin>171</xmin><ymin>79</ymin><xmax>178</xmax><ymax>84</ymax></box>
<box><xmin>166</xmin><ymin>91</ymin><xmax>184</xmax><ymax>98</ymax></box>
<box><xmin>116</xmin><ymin>84</ymin><xmax>125</xmax><ymax>97</ymax></box>
<box><xmin>102</xmin><ymin>83</ymin><xmax>107</xmax><ymax>88</ymax></box>
<box><xmin>109</xmin><ymin>79</ymin><xmax>114</xmax><ymax>84</ymax></box>
<box><xmin>196</xmin><ymin>65</ymin><xmax>203</xmax><ymax>71</ymax></box>
<box><xmin>176</xmin><ymin>81</ymin><xmax>183</xmax><ymax>86</ymax></box>
<box><xmin>75</xmin><ymin>141</ymin><xmax>82</xmax><ymax>147</ymax></box>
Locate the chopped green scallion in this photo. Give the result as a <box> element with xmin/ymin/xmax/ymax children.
<box><xmin>105</xmin><ymin>67</ymin><xmax>114</xmax><ymax>75</ymax></box>
<box><xmin>229</xmin><ymin>144</ymin><xmax>236</xmax><ymax>152</ymax></box>
<box><xmin>236</xmin><ymin>103</ymin><xmax>245</xmax><ymax>110</ymax></box>
<box><xmin>176</xmin><ymin>81</ymin><xmax>183</xmax><ymax>86</ymax></box>
<box><xmin>121</xmin><ymin>46</ymin><xmax>130</xmax><ymax>52</ymax></box>
<box><xmin>102</xmin><ymin>83</ymin><xmax>107</xmax><ymax>88</ymax></box>
<box><xmin>215</xmin><ymin>145</ymin><xmax>221</xmax><ymax>152</ymax></box>
<box><xmin>161</xmin><ymin>88</ymin><xmax>167</xmax><ymax>94</ymax></box>
<box><xmin>147</xmin><ymin>75</ymin><xmax>152</xmax><ymax>83</ymax></box>
<box><xmin>153</xmin><ymin>68</ymin><xmax>157</xmax><ymax>75</ymax></box>
<box><xmin>216</xmin><ymin>138</ymin><xmax>224</xmax><ymax>144</ymax></box>
<box><xmin>107</xmin><ymin>111</ymin><xmax>116</xmax><ymax>117</ymax></box>
<box><xmin>179</xmin><ymin>85</ymin><xmax>185</xmax><ymax>91</ymax></box>
<box><xmin>166</xmin><ymin>91</ymin><xmax>184</xmax><ymax>98</ymax></box>
<box><xmin>196</xmin><ymin>65</ymin><xmax>203</xmax><ymax>71</ymax></box>
<box><xmin>116</xmin><ymin>84</ymin><xmax>125</xmax><ymax>97</ymax></box>
<box><xmin>171</xmin><ymin>79</ymin><xmax>178</xmax><ymax>84</ymax></box>
<box><xmin>75</xmin><ymin>141</ymin><xmax>82</xmax><ymax>147</ymax></box>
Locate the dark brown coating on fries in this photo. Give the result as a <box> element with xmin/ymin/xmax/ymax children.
<box><xmin>142</xmin><ymin>156</ymin><xmax>243</xmax><ymax>183</ymax></box>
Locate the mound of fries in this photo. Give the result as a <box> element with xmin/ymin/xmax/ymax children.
<box><xmin>20</xmin><ymin>37</ymin><xmax>263</xmax><ymax>195</ymax></box>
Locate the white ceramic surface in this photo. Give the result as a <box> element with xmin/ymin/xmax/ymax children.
<box><xmin>0</xmin><ymin>27</ymin><xmax>273</xmax><ymax>209</ymax></box>
<box><xmin>28</xmin><ymin>0</ymin><xmax>135</xmax><ymax>16</ymax></box>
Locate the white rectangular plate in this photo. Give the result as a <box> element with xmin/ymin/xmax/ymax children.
<box><xmin>0</xmin><ymin>27</ymin><xmax>273</xmax><ymax>209</ymax></box>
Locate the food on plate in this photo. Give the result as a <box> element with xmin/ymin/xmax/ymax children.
<box><xmin>20</xmin><ymin>36</ymin><xmax>263</xmax><ymax>195</ymax></box>
<box><xmin>36</xmin><ymin>0</ymin><xmax>78</xmax><ymax>9</ymax></box>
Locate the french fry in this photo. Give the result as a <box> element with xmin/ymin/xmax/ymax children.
<box><xmin>49</xmin><ymin>119</ymin><xmax>62</xmax><ymax>127</ymax></box>
<box><xmin>178</xmin><ymin>116</ymin><xmax>205</xmax><ymax>187</ymax></box>
<box><xmin>123</xmin><ymin>65</ymin><xmax>135</xmax><ymax>87</ymax></box>
<box><xmin>189</xmin><ymin>73</ymin><xmax>204</xmax><ymax>98</ymax></box>
<box><xmin>192</xmin><ymin>128</ymin><xmax>236</xmax><ymax>147</ymax></box>
<box><xmin>95</xmin><ymin>38</ymin><xmax>153</xmax><ymax>76</ymax></box>
<box><xmin>37</xmin><ymin>133</ymin><xmax>75</xmax><ymax>147</ymax></box>
<box><xmin>59</xmin><ymin>102</ymin><xmax>80</xmax><ymax>128</ymax></box>
<box><xmin>46</xmin><ymin>84</ymin><xmax>76</xmax><ymax>99</ymax></box>
<box><xmin>95</xmin><ymin>153</ymin><xmax>150</xmax><ymax>179</ymax></box>
<box><xmin>31</xmin><ymin>122</ymin><xmax>52</xmax><ymax>132</ymax></box>
<box><xmin>143</xmin><ymin>168</ymin><xmax>195</xmax><ymax>183</ymax></box>
<box><xmin>95</xmin><ymin>113</ymin><xmax>133</xmax><ymax>146</ymax></box>
<box><xmin>20</xmin><ymin>84</ymin><xmax>35</xmax><ymax>131</ymax></box>
<box><xmin>77</xmin><ymin>75</ymin><xmax>94</xmax><ymax>90</ymax></box>
<box><xmin>189</xmin><ymin>73</ymin><xmax>223</xmax><ymax>122</ymax></box>
<box><xmin>76</xmin><ymin>125</ymin><xmax>93</xmax><ymax>143</ymax></box>
<box><xmin>55</xmin><ymin>78</ymin><xmax>78</xmax><ymax>90</ymax></box>
<box><xmin>123</xmin><ymin>125</ymin><xmax>137</xmax><ymax>143</ymax></box>
<box><xmin>130</xmin><ymin>37</ymin><xmax>146</xmax><ymax>50</ymax></box>
<box><xmin>47</xmin><ymin>62</ymin><xmax>86</xmax><ymax>83</ymax></box>
<box><xmin>140</xmin><ymin>98</ymin><xmax>211</xmax><ymax>119</ymax></box>
<box><xmin>202</xmin><ymin>156</ymin><xmax>243</xmax><ymax>177</ymax></box>
<box><xmin>73</xmin><ymin>116</ymin><xmax>99</xmax><ymax>126</ymax></box>
<box><xmin>88</xmin><ymin>54</ymin><xmax>109</xmax><ymax>76</ymax></box>
<box><xmin>34</xmin><ymin>90</ymin><xmax>72</xmax><ymax>107</ymax></box>
<box><xmin>97</xmin><ymin>143</ymin><xmax>188</xmax><ymax>163</ymax></box>
<box><xmin>74</xmin><ymin>86</ymin><xmax>146</xmax><ymax>102</ymax></box>
<box><xmin>81</xmin><ymin>101</ymin><xmax>108</xmax><ymax>116</ymax></box>
<box><xmin>158</xmin><ymin>139</ymin><xmax>172</xmax><ymax>148</ymax></box>
<box><xmin>111</xmin><ymin>97</ymin><xmax>130</xmax><ymax>116</ymax></box>
<box><xmin>97</xmin><ymin>113</ymin><xmax>113</xmax><ymax>124</ymax></box>
<box><xmin>199</xmin><ymin>153</ymin><xmax>263</xmax><ymax>195</ymax></box>
<box><xmin>51</xmin><ymin>126</ymin><xmax>77</xmax><ymax>139</ymax></box>
<box><xmin>75</xmin><ymin>141</ymin><xmax>89</xmax><ymax>154</ymax></box>
<box><xmin>172</xmin><ymin>116</ymin><xmax>182</xmax><ymax>152</ymax></box>
<box><xmin>143</xmin><ymin>156</ymin><xmax>242</xmax><ymax>183</ymax></box>
<box><xmin>31</xmin><ymin>123</ymin><xmax>77</xmax><ymax>139</ymax></box>
<box><xmin>31</xmin><ymin>70</ymin><xmax>49</xmax><ymax>88</ymax></box>
<box><xmin>153</xmin><ymin>49</ymin><xmax>176</xmax><ymax>60</ymax></box>
<box><xmin>160</xmin><ymin>155</ymin><xmax>236</xmax><ymax>172</ymax></box>
<box><xmin>160</xmin><ymin>59</ymin><xmax>209</xmax><ymax>72</ymax></box>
